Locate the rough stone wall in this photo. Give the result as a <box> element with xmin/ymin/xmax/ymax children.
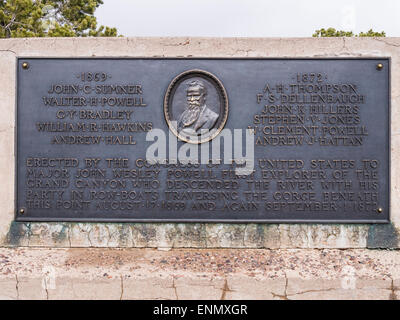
<box><xmin>0</xmin><ymin>37</ymin><xmax>399</xmax><ymax>249</ymax></box>
<box><xmin>0</xmin><ymin>247</ymin><xmax>399</xmax><ymax>300</ymax></box>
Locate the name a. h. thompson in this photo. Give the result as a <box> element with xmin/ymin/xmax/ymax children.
<box><xmin>153</xmin><ymin>304</ymin><xmax>248</xmax><ymax>317</ymax></box>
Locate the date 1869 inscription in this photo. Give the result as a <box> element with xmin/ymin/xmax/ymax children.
<box><xmin>16</xmin><ymin>58</ymin><xmax>390</xmax><ymax>223</ymax></box>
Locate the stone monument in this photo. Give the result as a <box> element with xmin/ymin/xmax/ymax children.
<box><xmin>0</xmin><ymin>37</ymin><xmax>399</xmax><ymax>300</ymax></box>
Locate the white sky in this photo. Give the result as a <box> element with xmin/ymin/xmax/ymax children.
<box><xmin>95</xmin><ymin>0</ymin><xmax>400</xmax><ymax>37</ymax></box>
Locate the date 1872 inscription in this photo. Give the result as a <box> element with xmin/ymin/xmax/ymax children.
<box><xmin>16</xmin><ymin>58</ymin><xmax>390</xmax><ymax>223</ymax></box>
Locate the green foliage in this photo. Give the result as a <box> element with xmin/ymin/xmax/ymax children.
<box><xmin>358</xmin><ymin>29</ymin><xmax>386</xmax><ymax>37</ymax></box>
<box><xmin>313</xmin><ymin>28</ymin><xmax>385</xmax><ymax>37</ymax></box>
<box><xmin>313</xmin><ymin>28</ymin><xmax>354</xmax><ymax>37</ymax></box>
<box><xmin>0</xmin><ymin>0</ymin><xmax>118</xmax><ymax>38</ymax></box>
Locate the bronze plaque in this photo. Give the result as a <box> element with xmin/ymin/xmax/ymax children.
<box><xmin>16</xmin><ymin>58</ymin><xmax>390</xmax><ymax>223</ymax></box>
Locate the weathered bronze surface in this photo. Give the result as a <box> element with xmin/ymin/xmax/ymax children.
<box><xmin>16</xmin><ymin>58</ymin><xmax>390</xmax><ymax>222</ymax></box>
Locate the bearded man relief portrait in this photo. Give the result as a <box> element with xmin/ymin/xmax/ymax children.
<box><xmin>177</xmin><ymin>80</ymin><xmax>219</xmax><ymax>134</ymax></box>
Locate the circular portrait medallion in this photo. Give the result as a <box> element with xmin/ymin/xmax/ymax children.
<box><xmin>164</xmin><ymin>69</ymin><xmax>229</xmax><ymax>144</ymax></box>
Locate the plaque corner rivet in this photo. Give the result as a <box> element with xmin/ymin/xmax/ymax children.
<box><xmin>19</xmin><ymin>208</ymin><xmax>25</xmax><ymax>214</ymax></box>
<box><xmin>376</xmin><ymin>63</ymin><xmax>383</xmax><ymax>70</ymax></box>
<box><xmin>22</xmin><ymin>62</ymin><xmax>29</xmax><ymax>70</ymax></box>
<box><xmin>377</xmin><ymin>207</ymin><xmax>383</xmax><ymax>213</ymax></box>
